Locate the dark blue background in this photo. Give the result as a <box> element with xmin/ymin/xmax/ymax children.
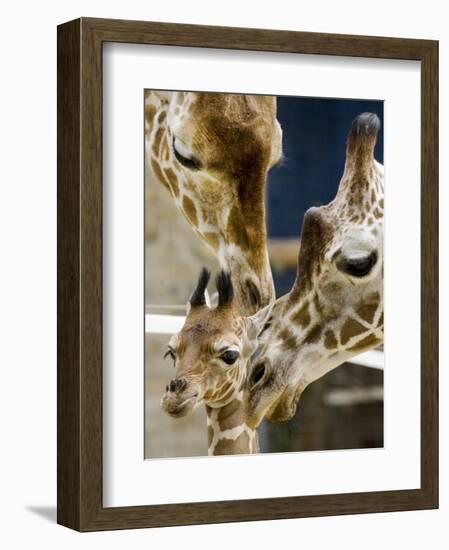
<box><xmin>268</xmin><ymin>96</ymin><xmax>384</xmax><ymax>295</ymax></box>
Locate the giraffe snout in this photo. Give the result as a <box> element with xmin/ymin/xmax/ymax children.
<box><xmin>167</xmin><ymin>377</ymin><xmax>187</xmax><ymax>393</ymax></box>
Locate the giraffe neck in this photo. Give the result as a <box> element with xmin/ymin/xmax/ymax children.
<box><xmin>145</xmin><ymin>91</ymin><xmax>276</xmax><ymax>314</ymax></box>
<box><xmin>205</xmin><ymin>391</ymin><xmax>259</xmax><ymax>456</ymax></box>
<box><xmin>147</xmin><ymin>101</ymin><xmax>181</xmax><ymax>199</ymax></box>
<box><xmin>272</xmin><ymin>281</ymin><xmax>383</xmax><ymax>390</ymax></box>
<box><xmin>147</xmin><ymin>96</ymin><xmax>225</xmax><ymax>255</ymax></box>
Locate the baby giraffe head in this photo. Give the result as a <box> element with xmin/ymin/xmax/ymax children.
<box><xmin>160</xmin><ymin>268</ymin><xmax>272</xmax><ymax>419</ymax></box>
<box><xmin>245</xmin><ymin>112</ymin><xmax>384</xmax><ymax>429</ymax></box>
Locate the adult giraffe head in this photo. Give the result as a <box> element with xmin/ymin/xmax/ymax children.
<box><xmin>145</xmin><ymin>91</ymin><xmax>282</xmax><ymax>314</ymax></box>
<box><xmin>160</xmin><ymin>268</ymin><xmax>271</xmax><ymax>455</ymax></box>
<box><xmin>245</xmin><ymin>112</ymin><xmax>384</xmax><ymax>429</ymax></box>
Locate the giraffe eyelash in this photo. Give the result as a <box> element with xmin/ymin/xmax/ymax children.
<box><xmin>172</xmin><ymin>137</ymin><xmax>202</xmax><ymax>171</ymax></box>
<box><xmin>163</xmin><ymin>348</ymin><xmax>176</xmax><ymax>364</ymax></box>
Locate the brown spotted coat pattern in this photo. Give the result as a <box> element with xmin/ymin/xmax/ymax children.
<box><xmin>245</xmin><ymin>113</ymin><xmax>384</xmax><ymax>429</ymax></box>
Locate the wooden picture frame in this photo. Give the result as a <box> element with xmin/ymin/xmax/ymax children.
<box><xmin>57</xmin><ymin>17</ymin><xmax>438</xmax><ymax>531</ymax></box>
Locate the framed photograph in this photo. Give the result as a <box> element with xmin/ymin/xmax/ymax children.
<box><xmin>57</xmin><ymin>17</ymin><xmax>438</xmax><ymax>531</ymax></box>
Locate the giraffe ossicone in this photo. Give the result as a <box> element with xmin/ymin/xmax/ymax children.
<box><xmin>160</xmin><ymin>268</ymin><xmax>272</xmax><ymax>455</ymax></box>
<box><xmin>245</xmin><ymin>112</ymin><xmax>384</xmax><ymax>429</ymax></box>
<box><xmin>145</xmin><ymin>90</ymin><xmax>283</xmax><ymax>315</ymax></box>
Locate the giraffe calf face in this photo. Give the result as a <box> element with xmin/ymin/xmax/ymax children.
<box><xmin>160</xmin><ymin>309</ymin><xmax>249</xmax><ymax>418</ymax></box>
<box><xmin>160</xmin><ymin>270</ymin><xmax>270</xmax><ymax>419</ymax></box>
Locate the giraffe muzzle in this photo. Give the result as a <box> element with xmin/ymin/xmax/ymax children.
<box><xmin>161</xmin><ymin>392</ymin><xmax>198</xmax><ymax>419</ymax></box>
<box><xmin>161</xmin><ymin>377</ymin><xmax>200</xmax><ymax>418</ymax></box>
<box><xmin>245</xmin><ymin>358</ymin><xmax>291</xmax><ymax>428</ymax></box>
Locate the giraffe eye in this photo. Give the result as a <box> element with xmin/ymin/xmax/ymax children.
<box><xmin>172</xmin><ymin>137</ymin><xmax>202</xmax><ymax>171</ymax></box>
<box><xmin>220</xmin><ymin>350</ymin><xmax>240</xmax><ymax>365</ymax></box>
<box><xmin>338</xmin><ymin>251</ymin><xmax>378</xmax><ymax>278</ymax></box>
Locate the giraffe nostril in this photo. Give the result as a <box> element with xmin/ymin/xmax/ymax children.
<box><xmin>176</xmin><ymin>378</ymin><xmax>187</xmax><ymax>392</ymax></box>
<box><xmin>249</xmin><ymin>363</ymin><xmax>266</xmax><ymax>389</ymax></box>
<box><xmin>246</xmin><ymin>280</ymin><xmax>261</xmax><ymax>309</ymax></box>
<box><xmin>169</xmin><ymin>378</ymin><xmax>187</xmax><ymax>393</ymax></box>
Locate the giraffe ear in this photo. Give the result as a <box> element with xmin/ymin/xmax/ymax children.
<box><xmin>247</xmin><ymin>303</ymin><xmax>274</xmax><ymax>340</ymax></box>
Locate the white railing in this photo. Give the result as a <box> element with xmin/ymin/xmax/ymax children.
<box><xmin>145</xmin><ymin>313</ymin><xmax>185</xmax><ymax>335</ymax></box>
